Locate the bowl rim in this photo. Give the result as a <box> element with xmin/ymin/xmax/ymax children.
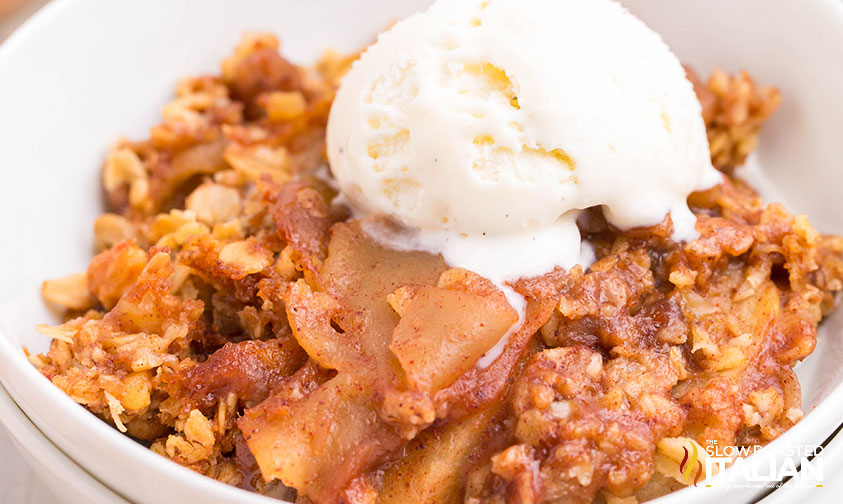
<box><xmin>0</xmin><ymin>379</ymin><xmax>131</xmax><ymax>504</ymax></box>
<box><xmin>0</xmin><ymin>0</ymin><xmax>842</xmax><ymax>503</ymax></box>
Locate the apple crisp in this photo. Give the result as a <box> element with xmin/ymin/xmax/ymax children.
<box><xmin>31</xmin><ymin>33</ymin><xmax>843</xmax><ymax>504</ymax></box>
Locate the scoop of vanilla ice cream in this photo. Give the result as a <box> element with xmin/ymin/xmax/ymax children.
<box><xmin>327</xmin><ymin>0</ymin><xmax>721</xmax><ymax>283</ymax></box>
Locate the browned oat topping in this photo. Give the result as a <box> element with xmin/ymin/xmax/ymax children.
<box><xmin>32</xmin><ymin>33</ymin><xmax>843</xmax><ymax>504</ymax></box>
<box><xmin>686</xmin><ymin>67</ymin><xmax>781</xmax><ymax>173</ymax></box>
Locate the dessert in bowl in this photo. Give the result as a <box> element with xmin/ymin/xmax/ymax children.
<box><xmin>1</xmin><ymin>0</ymin><xmax>843</xmax><ymax>503</ymax></box>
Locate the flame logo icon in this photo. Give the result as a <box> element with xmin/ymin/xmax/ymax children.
<box><xmin>679</xmin><ymin>442</ymin><xmax>703</xmax><ymax>486</ymax></box>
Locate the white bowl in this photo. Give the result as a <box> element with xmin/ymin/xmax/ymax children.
<box><xmin>757</xmin><ymin>425</ymin><xmax>843</xmax><ymax>503</ymax></box>
<box><xmin>0</xmin><ymin>381</ymin><xmax>129</xmax><ymax>504</ymax></box>
<box><xmin>0</xmin><ymin>1</ymin><xmax>841</xmax><ymax>503</ymax></box>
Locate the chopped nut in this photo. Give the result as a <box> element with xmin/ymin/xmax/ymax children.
<box><xmin>120</xmin><ymin>371</ymin><xmax>152</xmax><ymax>410</ymax></box>
<box><xmin>224</xmin><ymin>143</ymin><xmax>291</xmax><ymax>183</ymax></box>
<box><xmin>186</xmin><ymin>183</ymin><xmax>241</xmax><ymax>225</ymax></box>
<box><xmin>94</xmin><ymin>213</ymin><xmax>138</xmax><ymax>250</ymax></box>
<box><xmin>549</xmin><ymin>400</ymin><xmax>571</xmax><ymax>419</ymax></box>
<box><xmin>491</xmin><ymin>444</ymin><xmax>534</xmax><ymax>481</ymax></box>
<box><xmin>219</xmin><ymin>238</ymin><xmax>273</xmax><ymax>274</ymax></box>
<box><xmin>41</xmin><ymin>272</ymin><xmax>92</xmax><ymax>311</ymax></box>
<box><xmin>273</xmin><ymin>246</ymin><xmax>297</xmax><ymax>280</ymax></box>
<box><xmin>212</xmin><ymin>219</ymin><xmax>244</xmax><ymax>241</ymax></box>
<box><xmin>103</xmin><ymin>147</ymin><xmax>145</xmax><ymax>193</ymax></box>
<box><xmin>128</xmin><ymin>178</ymin><xmax>150</xmax><ymax>209</ymax></box>
<box><xmin>184</xmin><ymin>409</ymin><xmax>216</xmax><ymax>447</ymax></box>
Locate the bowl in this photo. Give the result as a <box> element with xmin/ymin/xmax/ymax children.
<box><xmin>0</xmin><ymin>0</ymin><xmax>841</xmax><ymax>503</ymax></box>
<box><xmin>0</xmin><ymin>380</ymin><xmax>130</xmax><ymax>504</ymax></box>
<box><xmin>757</xmin><ymin>424</ymin><xmax>843</xmax><ymax>502</ymax></box>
